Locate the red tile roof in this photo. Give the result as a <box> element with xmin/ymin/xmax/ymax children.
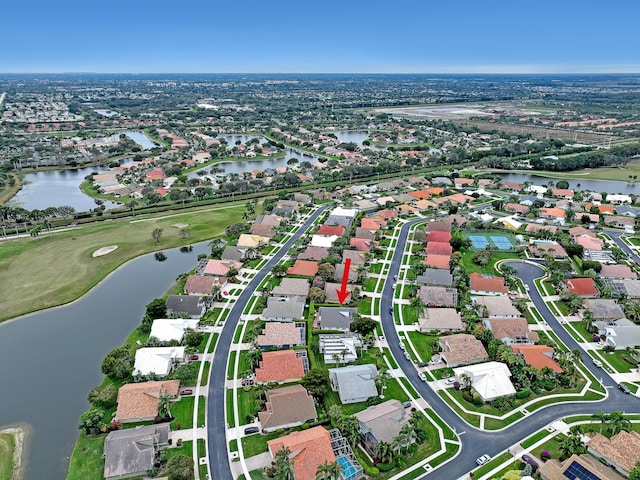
<box><xmin>255</xmin><ymin>350</ymin><xmax>305</xmax><ymax>383</ymax></box>
<box><xmin>564</xmin><ymin>278</ymin><xmax>599</xmax><ymax>296</ymax></box>
<box><xmin>360</xmin><ymin>218</ymin><xmax>383</xmax><ymax>230</ymax></box>
<box><xmin>423</xmin><ymin>254</ymin><xmax>451</xmax><ymax>269</ymax></box>
<box><xmin>511</xmin><ymin>345</ymin><xmax>563</xmax><ymax>373</ymax></box>
<box><xmin>267</xmin><ymin>427</ymin><xmax>336</xmax><ymax>480</ymax></box>
<box><xmin>425</xmin><ymin>242</ymin><xmax>453</xmax><ymax>255</ymax></box>
<box><xmin>184</xmin><ymin>275</ymin><xmax>218</xmax><ymax>295</ymax></box>
<box><xmin>316</xmin><ymin>225</ymin><xmax>346</xmax><ymax>236</ymax></box>
<box><xmin>287</xmin><ymin>260</ymin><xmax>319</xmax><ymax>277</ymax></box>
<box><xmin>426</xmin><ymin>231</ymin><xmax>452</xmax><ymax>243</ymax></box>
<box><xmin>408</xmin><ymin>190</ymin><xmax>432</xmax><ymax>199</ymax></box>
<box><xmin>469</xmin><ymin>273</ymin><xmax>508</xmax><ymax>294</ymax></box>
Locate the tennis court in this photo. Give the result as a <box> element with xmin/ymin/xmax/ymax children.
<box><xmin>464</xmin><ymin>232</ymin><xmax>517</xmax><ymax>251</ymax></box>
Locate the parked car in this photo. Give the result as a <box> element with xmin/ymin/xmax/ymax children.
<box><xmin>521</xmin><ymin>454</ymin><xmax>539</xmax><ymax>470</ymax></box>
<box><xmin>244</xmin><ymin>426</ymin><xmax>259</xmax><ymax>435</ymax></box>
<box><xmin>476</xmin><ymin>454</ymin><xmax>491</xmax><ymax>466</ymax></box>
<box><xmin>404</xmin><ymin>352</ymin><xmax>411</xmax><ymax>360</ymax></box>
<box><xmin>402</xmin><ymin>401</ymin><xmax>412</xmax><ymax>409</ymax></box>
<box><xmin>619</xmin><ymin>383</ymin><xmax>631</xmax><ymax>394</ymax></box>
<box><xmin>418</xmin><ymin>361</ymin><xmax>429</xmax><ymax>367</ymax></box>
<box><xmin>190</xmin><ymin>354</ymin><xmax>199</xmax><ymax>360</ymax></box>
<box><xmin>180</xmin><ymin>389</ymin><xmax>193</xmax><ymax>396</ymax></box>
<box><xmin>445</xmin><ymin>377</ymin><xmax>456</xmax><ymax>385</ymax></box>
<box><xmin>399</xmin><ymin>341</ymin><xmax>406</xmax><ymax>350</ymax></box>
<box><xmin>418</xmin><ymin>372</ymin><xmax>427</xmax><ymax>382</ymax></box>
<box><xmin>593</xmin><ymin>359</ymin><xmax>603</xmax><ymax>368</ymax></box>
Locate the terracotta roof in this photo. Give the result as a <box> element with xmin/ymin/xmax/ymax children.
<box><xmin>588</xmin><ymin>430</ymin><xmax>640</xmax><ymax>474</ymax></box>
<box><xmin>469</xmin><ymin>272</ymin><xmax>508</xmax><ymax>294</ymax></box>
<box><xmin>287</xmin><ymin>260</ymin><xmax>319</xmax><ymax>277</ymax></box>
<box><xmin>115</xmin><ymin>380</ymin><xmax>180</xmax><ymax>422</ymax></box>
<box><xmin>439</xmin><ymin>334</ymin><xmax>489</xmax><ymax>366</ymax></box>
<box><xmin>408</xmin><ymin>190</ymin><xmax>432</xmax><ymax>199</ymax></box>
<box><xmin>426</xmin><ymin>231</ymin><xmax>452</xmax><ymax>243</ymax></box>
<box><xmin>433</xmin><ymin>193</ymin><xmax>474</xmax><ymax>205</ymax></box>
<box><xmin>372</xmin><ymin>209</ymin><xmax>398</xmax><ymax>220</ymax></box>
<box><xmin>350</xmin><ymin>238</ymin><xmax>372</xmax><ymax>251</ymax></box>
<box><xmin>503</xmin><ymin>181</ymin><xmax>522</xmax><ymax>191</ymax></box>
<box><xmin>316</xmin><ymin>225</ymin><xmax>345</xmax><ymax>236</ymax></box>
<box><xmin>601</xmin><ymin>264</ymin><xmax>638</xmax><ymax>279</ymax></box>
<box><xmin>525</xmin><ymin>223</ymin><xmax>557</xmax><ymax>234</ymax></box>
<box><xmin>540</xmin><ymin>207</ymin><xmax>566</xmax><ymax>218</ymax></box>
<box><xmin>184</xmin><ymin>275</ymin><xmax>218</xmax><ymax>295</ymax></box>
<box><xmin>528</xmin><ymin>243</ymin><xmax>568</xmax><ymax>258</ymax></box>
<box><xmin>485</xmin><ymin>317</ymin><xmax>539</xmax><ymax>343</ymax></box>
<box><xmin>203</xmin><ymin>259</ymin><xmax>235</xmax><ymax>276</ymax></box>
<box><xmin>257</xmin><ymin>322</ymin><xmax>304</xmax><ymax>348</ymax></box>
<box><xmin>423</xmin><ymin>254</ymin><xmax>451</xmax><ymax>270</ymax></box>
<box><xmin>575</xmin><ymin>236</ymin><xmax>604</xmax><ymax>250</ymax></box>
<box><xmin>511</xmin><ymin>345</ymin><xmax>563</xmax><ymax>373</ymax></box>
<box><xmin>505</xmin><ymin>203</ymin><xmax>530</xmax><ymax>214</ymax></box>
<box><xmin>454</xmin><ymin>178</ymin><xmax>474</xmax><ymax>186</ymax></box>
<box><xmin>569</xmin><ymin>226</ymin><xmax>597</xmax><ymax>238</ymax></box>
<box><xmin>360</xmin><ymin>218</ymin><xmax>383</xmax><ymax>230</ymax></box>
<box><xmin>258</xmin><ymin>385</ymin><xmax>317</xmax><ymax>430</ymax></box>
<box><xmin>267</xmin><ymin>426</ymin><xmax>336</xmax><ymax>480</ymax></box>
<box><xmin>255</xmin><ymin>350</ymin><xmax>305</xmax><ymax>383</ymax></box>
<box><xmin>564</xmin><ymin>278</ymin><xmax>599</xmax><ymax>297</ymax></box>
<box><xmin>425</xmin><ymin>187</ymin><xmax>445</xmax><ymax>196</ymax></box>
<box><xmin>552</xmin><ymin>188</ymin><xmax>574</xmax><ymax>197</ymax></box>
<box><xmin>425</xmin><ymin>242</ymin><xmax>453</xmax><ymax>255</ymax></box>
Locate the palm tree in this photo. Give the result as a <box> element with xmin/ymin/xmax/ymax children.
<box><xmin>247</xmin><ymin>347</ymin><xmax>262</xmax><ymax>370</ymax></box>
<box><xmin>559</xmin><ymin>432</ymin><xmax>585</xmax><ymax>460</ymax></box>
<box><xmin>315</xmin><ymin>460</ymin><xmax>341</xmax><ymax>480</ymax></box>
<box><xmin>459</xmin><ymin>372</ymin><xmax>472</xmax><ymax>389</ymax></box>
<box><xmin>411</xmin><ymin>296</ymin><xmax>426</xmax><ymax>317</ymax></box>
<box><xmin>337</xmin><ymin>415</ymin><xmax>361</xmax><ymax>447</ymax></box>
<box><xmin>157</xmin><ymin>394</ymin><xmax>172</xmax><ymax>419</ymax></box>
<box><xmin>375</xmin><ymin>441</ymin><xmax>394</xmax><ymax>464</ymax></box>
<box><xmin>274</xmin><ymin>447</ymin><xmax>294</xmax><ymax>480</ymax></box>
<box><xmin>582</xmin><ymin>310</ymin><xmax>596</xmax><ymax>334</ymax></box>
<box><xmin>608</xmin><ymin>411</ymin><xmax>631</xmax><ymax>435</ymax></box>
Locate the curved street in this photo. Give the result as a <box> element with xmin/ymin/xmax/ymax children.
<box><xmin>208</xmin><ymin>214</ymin><xmax>640</xmax><ymax>480</ymax></box>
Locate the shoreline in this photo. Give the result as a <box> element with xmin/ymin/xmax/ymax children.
<box><xmin>0</xmin><ymin>424</ymin><xmax>31</xmax><ymax>480</ymax></box>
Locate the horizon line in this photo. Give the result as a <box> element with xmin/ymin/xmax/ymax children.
<box><xmin>1</xmin><ymin>71</ymin><xmax>640</xmax><ymax>75</ymax></box>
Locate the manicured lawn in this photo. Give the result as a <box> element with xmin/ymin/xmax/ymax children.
<box><xmin>201</xmin><ymin>361</ymin><xmax>211</xmax><ymax>386</ymax></box>
<box><xmin>628</xmin><ymin>237</ymin><xmax>640</xmax><ymax>247</ymax></box>
<box><xmin>461</xmin><ymin>249</ymin><xmax>523</xmax><ymax>275</ymax></box>
<box><xmin>66</xmin><ymin>434</ymin><xmax>106</xmax><ymax>480</ymax></box>
<box><xmin>241</xmin><ymin>431</ymin><xmax>281</xmax><ymax>458</ymax></box>
<box><xmin>531</xmin><ymin>433</ymin><xmax>567</xmax><ymax>461</ymax></box>
<box><xmin>599</xmin><ymin>349</ymin><xmax>638</xmax><ymax>373</ymax></box>
<box><xmin>406</xmin><ymin>331</ymin><xmax>437</xmax><ymax>362</ymax></box>
<box><xmin>227</xmin><ymin>352</ymin><xmax>237</xmax><ymax>379</ymax></box>
<box><xmin>473</xmin><ymin>452</ymin><xmax>513</xmax><ymax>479</ymax></box>
<box><xmin>237</xmin><ymin>388</ymin><xmax>259</xmax><ymax>425</ymax></box>
<box><xmin>198</xmin><ymin>396</ymin><xmax>206</xmax><ymax>426</ymax></box>
<box><xmin>238</xmin><ymin>469</ymin><xmax>271</xmax><ymax>480</ymax></box>
<box><xmin>521</xmin><ymin>429</ymin><xmax>553</xmax><ymax>449</ymax></box>
<box><xmin>380</xmin><ymin>378</ymin><xmax>409</xmax><ymax>403</ymax></box>
<box><xmin>323</xmin><ymin>389</ymin><xmax>370</xmax><ymax>416</ymax></box>
<box><xmin>171</xmin><ymin>396</ymin><xmax>195</xmax><ymax>429</ymax></box>
<box><xmin>0</xmin><ymin>433</ymin><xmax>15</xmax><ymax>480</ymax></box>
<box><xmin>226</xmin><ymin>389</ymin><xmax>235</xmax><ymax>427</ymax></box>
<box><xmin>568</xmin><ymin>321</ymin><xmax>596</xmax><ymax>342</ymax></box>
<box><xmin>401</xmin><ymin>304</ymin><xmax>418</xmax><ymax>325</ymax></box>
<box><xmin>358</xmin><ymin>298</ymin><xmax>372</xmax><ymax>315</ymax></box>
<box><xmin>0</xmin><ymin>203</ymin><xmax>244</xmax><ymax>322</ymax></box>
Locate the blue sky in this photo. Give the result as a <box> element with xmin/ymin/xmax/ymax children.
<box><xmin>3</xmin><ymin>0</ymin><xmax>640</xmax><ymax>73</ymax></box>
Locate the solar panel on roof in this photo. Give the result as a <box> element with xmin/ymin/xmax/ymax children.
<box><xmin>563</xmin><ymin>460</ymin><xmax>602</xmax><ymax>480</ymax></box>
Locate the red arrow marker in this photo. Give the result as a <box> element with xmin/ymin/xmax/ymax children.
<box><xmin>336</xmin><ymin>258</ymin><xmax>351</xmax><ymax>305</ymax></box>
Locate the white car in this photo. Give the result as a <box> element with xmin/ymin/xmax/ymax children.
<box><xmin>593</xmin><ymin>359</ymin><xmax>603</xmax><ymax>368</ymax></box>
<box><xmin>476</xmin><ymin>454</ymin><xmax>491</xmax><ymax>466</ymax></box>
<box><xmin>445</xmin><ymin>378</ymin><xmax>456</xmax><ymax>385</ymax></box>
<box><xmin>418</xmin><ymin>372</ymin><xmax>427</xmax><ymax>382</ymax></box>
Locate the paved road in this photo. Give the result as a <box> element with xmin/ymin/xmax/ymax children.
<box><xmin>606</xmin><ymin>228</ymin><xmax>640</xmax><ymax>263</ymax></box>
<box><xmin>206</xmin><ymin>206</ymin><xmax>327</xmax><ymax>479</ymax></box>
<box><xmin>379</xmin><ymin>221</ymin><xmax>640</xmax><ymax>479</ymax></box>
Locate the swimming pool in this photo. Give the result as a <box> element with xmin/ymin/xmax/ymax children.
<box><xmin>337</xmin><ymin>455</ymin><xmax>358</xmax><ymax>479</ymax></box>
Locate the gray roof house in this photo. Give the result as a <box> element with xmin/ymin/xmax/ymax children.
<box><xmin>419</xmin><ymin>286</ymin><xmax>458</xmax><ymax>307</ymax></box>
<box><xmin>165</xmin><ymin>295</ymin><xmax>206</xmax><ymax>319</ymax></box>
<box><xmin>584</xmin><ymin>299</ymin><xmax>626</xmax><ymax>321</ymax></box>
<box><xmin>416</xmin><ymin>268</ymin><xmax>454</xmax><ymax>287</ymax></box>
<box><xmin>221</xmin><ymin>245</ymin><xmax>245</xmax><ymax>262</ymax></box>
<box><xmin>272</xmin><ymin>278</ymin><xmax>310</xmax><ymax>298</ymax></box>
<box><xmin>604</xmin><ymin>324</ymin><xmax>640</xmax><ymax>350</ymax></box>
<box><xmin>261</xmin><ymin>297</ymin><xmax>305</xmax><ymax>322</ymax></box>
<box><xmin>329</xmin><ymin>364</ymin><xmax>378</xmax><ymax>404</ymax></box>
<box><xmin>356</xmin><ymin>399</ymin><xmax>411</xmax><ymax>457</ymax></box>
<box><xmin>317</xmin><ymin>307</ymin><xmax>357</xmax><ymax>332</ymax></box>
<box><xmin>103</xmin><ymin>424</ymin><xmax>170</xmax><ymax>480</ymax></box>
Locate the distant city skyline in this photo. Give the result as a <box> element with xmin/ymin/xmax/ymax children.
<box><xmin>4</xmin><ymin>0</ymin><xmax>640</xmax><ymax>74</ymax></box>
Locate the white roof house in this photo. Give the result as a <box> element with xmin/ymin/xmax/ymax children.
<box><xmin>453</xmin><ymin>361</ymin><xmax>516</xmax><ymax>401</ymax></box>
<box><xmin>149</xmin><ymin>319</ymin><xmax>199</xmax><ymax>343</ymax></box>
<box><xmin>133</xmin><ymin>347</ymin><xmax>186</xmax><ymax>378</ymax></box>
<box><xmin>311</xmin><ymin>234</ymin><xmax>339</xmax><ymax>248</ymax></box>
<box><xmin>330</xmin><ymin>207</ymin><xmax>358</xmax><ymax>218</ymax></box>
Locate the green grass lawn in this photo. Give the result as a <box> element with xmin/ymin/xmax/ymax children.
<box><xmin>568</xmin><ymin>321</ymin><xmax>596</xmax><ymax>342</ymax></box>
<box><xmin>171</xmin><ymin>396</ymin><xmax>195</xmax><ymax>429</ymax></box>
<box><xmin>461</xmin><ymin>249</ymin><xmax>523</xmax><ymax>275</ymax></box>
<box><xmin>401</xmin><ymin>304</ymin><xmax>418</xmax><ymax>325</ymax></box>
<box><xmin>0</xmin><ymin>433</ymin><xmax>15</xmax><ymax>480</ymax></box>
<box><xmin>237</xmin><ymin>388</ymin><xmax>259</xmax><ymax>425</ymax></box>
<box><xmin>198</xmin><ymin>396</ymin><xmax>206</xmax><ymax>426</ymax></box>
<box><xmin>66</xmin><ymin>434</ymin><xmax>106</xmax><ymax>480</ymax></box>
<box><xmin>473</xmin><ymin>452</ymin><xmax>513</xmax><ymax>479</ymax></box>
<box><xmin>599</xmin><ymin>349</ymin><xmax>638</xmax><ymax>373</ymax></box>
<box><xmin>0</xmin><ymin>203</ymin><xmax>244</xmax><ymax>322</ymax></box>
<box><xmin>628</xmin><ymin>237</ymin><xmax>640</xmax><ymax>247</ymax></box>
<box><xmin>531</xmin><ymin>433</ymin><xmax>567</xmax><ymax>462</ymax></box>
<box><xmin>242</xmin><ymin>431</ymin><xmax>282</xmax><ymax>458</ymax></box>
<box><xmin>201</xmin><ymin>361</ymin><xmax>211</xmax><ymax>386</ymax></box>
<box><xmin>406</xmin><ymin>331</ymin><xmax>437</xmax><ymax>362</ymax></box>
<box><xmin>226</xmin><ymin>389</ymin><xmax>235</xmax><ymax>428</ymax></box>
<box><xmin>358</xmin><ymin>298</ymin><xmax>372</xmax><ymax>315</ymax></box>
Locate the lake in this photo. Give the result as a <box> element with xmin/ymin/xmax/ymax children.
<box><xmin>332</xmin><ymin>130</ymin><xmax>370</xmax><ymax>146</ymax></box>
<box><xmin>8</xmin><ymin>166</ymin><xmax>122</xmax><ymax>212</ymax></box>
<box><xmin>122</xmin><ymin>131</ymin><xmax>157</xmax><ymax>150</ymax></box>
<box><xmin>498</xmin><ymin>172</ymin><xmax>640</xmax><ymax>195</ymax></box>
<box><xmin>0</xmin><ymin>243</ymin><xmax>209</xmax><ymax>480</ymax></box>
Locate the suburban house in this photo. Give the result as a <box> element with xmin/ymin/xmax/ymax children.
<box><xmin>324</xmin><ymin>282</ymin><xmax>354</xmax><ymax>303</ymax></box>
<box><xmin>416</xmin><ymin>268</ymin><xmax>454</xmax><ymax>287</ymax></box>
<box><xmin>473</xmin><ymin>296</ymin><xmax>520</xmax><ymax>318</ymax></box>
<box><xmin>255</xmin><ymin>350</ymin><xmax>308</xmax><ymax>384</ymax></box>
<box><xmin>564</xmin><ymin>278</ymin><xmax>599</xmax><ymax>298</ymax></box>
<box><xmin>439</xmin><ymin>334</ymin><xmax>489</xmax><ymax>367</ymax></box>
<box><xmin>587</xmin><ymin>430</ymin><xmax>640</xmax><ymax>477</ymax></box>
<box><xmin>600</xmin><ymin>264</ymin><xmax>638</xmax><ymax>279</ymax></box>
<box><xmin>425</xmin><ymin>242</ymin><xmax>453</xmax><ymax>255</ymax></box>
<box><xmin>114</xmin><ymin>380</ymin><xmax>180</xmax><ymax>423</ymax></box>
<box><xmin>149</xmin><ymin>318</ymin><xmax>199</xmax><ymax>343</ymax></box>
<box><xmin>538</xmin><ymin>454</ymin><xmax>624</xmax><ymax>480</ymax></box>
<box><xmin>316</xmin><ymin>224</ymin><xmax>346</xmax><ymax>237</ymax></box>
<box><xmin>166</xmin><ymin>295</ymin><xmax>206</xmax><ymax>319</ymax></box>
<box><xmin>287</xmin><ymin>260</ymin><xmax>319</xmax><ymax>277</ymax></box>
<box><xmin>298</xmin><ymin>246</ymin><xmax>329</xmax><ymax>261</ymax></box>
<box><xmin>318</xmin><ymin>334</ymin><xmax>361</xmax><ymax>364</ymax></box>
<box><xmin>575</xmin><ymin>235</ymin><xmax>604</xmax><ymax>251</ymax></box>
<box><xmin>261</xmin><ymin>296</ymin><xmax>306</xmax><ymax>322</ymax></box>
<box><xmin>342</xmin><ymin>249</ymin><xmax>367</xmax><ymax>265</ymax></box>
<box><xmin>237</xmin><ymin>234</ymin><xmax>269</xmax><ymax>248</ymax></box>
<box><xmin>316</xmin><ymin>307</ymin><xmax>357</xmax><ymax>332</ymax></box>
<box><xmin>584</xmin><ymin>299</ymin><xmax>626</xmax><ymax>321</ymax></box>
<box><xmin>511</xmin><ymin>345</ymin><xmax>563</xmax><ymax>373</ymax></box>
<box><xmin>621</xmin><ymin>278</ymin><xmax>640</xmax><ymax>298</ymax></box>
<box><xmin>425</xmin><ymin>230</ymin><xmax>452</xmax><ymax>243</ymax></box>
<box><xmin>419</xmin><ymin>286</ymin><xmax>458</xmax><ymax>307</ymax></box>
<box><xmin>133</xmin><ymin>346</ymin><xmax>186</xmax><ymax>377</ymax></box>
<box><xmin>249</xmin><ymin>223</ymin><xmax>276</xmax><ymax>238</ymax></box>
<box><xmin>423</xmin><ymin>253</ymin><xmax>451</xmax><ymax>270</ymax></box>
<box><xmin>272</xmin><ymin>278</ymin><xmax>310</xmax><ymax>299</ymax></box>
<box><xmin>528</xmin><ymin>243</ymin><xmax>569</xmax><ymax>259</ymax></box>
<box><xmin>202</xmin><ymin>258</ymin><xmax>242</xmax><ymax>278</ymax></box>
<box><xmin>258</xmin><ymin>385</ymin><xmax>317</xmax><ymax>432</ymax></box>
<box><xmin>453</xmin><ymin>361</ymin><xmax>517</xmax><ymax>401</ymax></box>
<box><xmin>539</xmin><ymin>207</ymin><xmax>566</xmax><ymax>221</ymax></box>
<box><xmin>418</xmin><ymin>308</ymin><xmax>463</xmax><ymax>332</ymax></box>
<box><xmin>602</xmin><ymin>324</ymin><xmax>640</xmax><ymax>350</ymax></box>
<box><xmin>221</xmin><ymin>245</ymin><xmax>246</xmax><ymax>262</ymax></box>
<box><xmin>356</xmin><ymin>400</ymin><xmax>412</xmax><ymax>457</ymax></box>
<box><xmin>267</xmin><ymin>427</ymin><xmax>341</xmax><ymax>480</ymax></box>
<box><xmin>329</xmin><ymin>364</ymin><xmax>378</xmax><ymax>404</ymax></box>
<box><xmin>525</xmin><ymin>223</ymin><xmax>557</xmax><ymax>235</ymax></box>
<box><xmin>483</xmin><ymin>318</ymin><xmax>539</xmax><ymax>345</ymax></box>
<box><xmin>256</xmin><ymin>322</ymin><xmax>305</xmax><ymax>349</ymax></box>
<box><xmin>469</xmin><ymin>273</ymin><xmax>509</xmax><ymax>295</ymax></box>
<box><xmin>103</xmin><ymin>424</ymin><xmax>170</xmax><ymax>480</ymax></box>
<box><xmin>334</xmin><ymin>262</ymin><xmax>360</xmax><ymax>283</ymax></box>
<box><xmin>184</xmin><ymin>275</ymin><xmax>218</xmax><ymax>295</ymax></box>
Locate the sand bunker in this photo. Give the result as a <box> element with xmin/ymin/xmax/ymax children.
<box><xmin>171</xmin><ymin>223</ymin><xmax>190</xmax><ymax>229</ymax></box>
<box><xmin>92</xmin><ymin>245</ymin><xmax>118</xmax><ymax>257</ymax></box>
